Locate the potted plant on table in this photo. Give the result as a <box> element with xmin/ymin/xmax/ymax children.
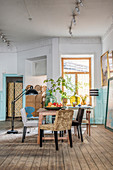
<box><xmin>43</xmin><ymin>76</ymin><xmax>72</xmax><ymax>107</ymax></box>
<box><xmin>80</xmin><ymin>94</ymin><xmax>88</xmax><ymax>105</ymax></box>
<box><xmin>64</xmin><ymin>74</ymin><xmax>81</xmax><ymax>106</ymax></box>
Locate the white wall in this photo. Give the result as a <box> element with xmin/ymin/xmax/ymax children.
<box><xmin>0</xmin><ymin>43</ymin><xmax>17</xmax><ymax>90</ymax></box>
<box><xmin>25</xmin><ymin>75</ymin><xmax>47</xmax><ymax>88</ymax></box>
<box><xmin>17</xmin><ymin>38</ymin><xmax>52</xmax><ymax>88</ymax></box>
<box><xmin>102</xmin><ymin>24</ymin><xmax>113</xmax><ymax>53</ymax></box>
<box><xmin>25</xmin><ymin>59</ymin><xmax>47</xmax><ymax>87</ymax></box>
<box><xmin>16</xmin><ymin>37</ymin><xmax>102</xmax><ymax>90</ymax></box>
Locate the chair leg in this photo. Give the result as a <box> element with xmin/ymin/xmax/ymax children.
<box><xmin>79</xmin><ymin>125</ymin><xmax>83</xmax><ymax>142</ymax></box>
<box><xmin>40</xmin><ymin>129</ymin><xmax>43</xmax><ymax>147</ymax></box>
<box><xmin>61</xmin><ymin>131</ymin><xmax>64</xmax><ymax>142</ymax></box>
<box><xmin>74</xmin><ymin>126</ymin><xmax>76</xmax><ymax>136</ymax></box>
<box><xmin>87</xmin><ymin>124</ymin><xmax>88</xmax><ymax>134</ymax></box>
<box><xmin>60</xmin><ymin>131</ymin><xmax>62</xmax><ymax>137</ymax></box>
<box><xmin>42</xmin><ymin>130</ymin><xmax>44</xmax><ymax>142</ymax></box>
<box><xmin>59</xmin><ymin>131</ymin><xmax>63</xmax><ymax>142</ymax></box>
<box><xmin>54</xmin><ymin>131</ymin><xmax>58</xmax><ymax>151</ymax></box>
<box><xmin>77</xmin><ymin>126</ymin><xmax>80</xmax><ymax>139</ymax></box>
<box><xmin>68</xmin><ymin>130</ymin><xmax>73</xmax><ymax>148</ymax></box>
<box><xmin>22</xmin><ymin>126</ymin><xmax>27</xmax><ymax>143</ymax></box>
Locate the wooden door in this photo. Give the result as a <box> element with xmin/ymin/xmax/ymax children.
<box><xmin>7</xmin><ymin>82</ymin><xmax>23</xmax><ymax>117</ymax></box>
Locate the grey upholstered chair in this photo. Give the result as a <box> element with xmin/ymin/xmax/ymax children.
<box><xmin>20</xmin><ymin>108</ymin><xmax>38</xmax><ymax>142</ymax></box>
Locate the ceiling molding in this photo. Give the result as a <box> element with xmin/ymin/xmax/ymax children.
<box><xmin>59</xmin><ymin>37</ymin><xmax>101</xmax><ymax>44</ymax></box>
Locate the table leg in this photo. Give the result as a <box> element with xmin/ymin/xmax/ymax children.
<box><xmin>37</xmin><ymin>114</ymin><xmax>43</xmax><ymax>144</ymax></box>
<box><xmin>88</xmin><ymin>111</ymin><xmax>91</xmax><ymax>136</ymax></box>
<box><xmin>86</xmin><ymin>111</ymin><xmax>88</xmax><ymax>134</ymax></box>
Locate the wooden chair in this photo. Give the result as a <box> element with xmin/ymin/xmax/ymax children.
<box><xmin>72</xmin><ymin>108</ymin><xmax>84</xmax><ymax>142</ymax></box>
<box><xmin>20</xmin><ymin>108</ymin><xmax>38</xmax><ymax>142</ymax></box>
<box><xmin>82</xmin><ymin>110</ymin><xmax>91</xmax><ymax>136</ymax></box>
<box><xmin>40</xmin><ymin>110</ymin><xmax>74</xmax><ymax>150</ymax></box>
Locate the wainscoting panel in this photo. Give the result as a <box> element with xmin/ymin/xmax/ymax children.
<box><xmin>95</xmin><ymin>87</ymin><xmax>107</xmax><ymax>124</ymax></box>
<box><xmin>0</xmin><ymin>91</ymin><xmax>4</xmax><ymax>121</ymax></box>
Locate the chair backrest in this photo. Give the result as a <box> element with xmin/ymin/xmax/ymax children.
<box><xmin>20</xmin><ymin>108</ymin><xmax>27</xmax><ymax>125</ymax></box>
<box><xmin>77</xmin><ymin>108</ymin><xmax>84</xmax><ymax>124</ymax></box>
<box><xmin>76</xmin><ymin>108</ymin><xmax>81</xmax><ymax>121</ymax></box>
<box><xmin>25</xmin><ymin>106</ymin><xmax>35</xmax><ymax>118</ymax></box>
<box><xmin>54</xmin><ymin>110</ymin><xmax>74</xmax><ymax>131</ymax></box>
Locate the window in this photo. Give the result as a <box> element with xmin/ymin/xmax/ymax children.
<box><xmin>62</xmin><ymin>58</ymin><xmax>91</xmax><ymax>105</ymax></box>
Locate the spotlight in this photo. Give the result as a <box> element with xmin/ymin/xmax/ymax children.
<box><xmin>80</xmin><ymin>1</ymin><xmax>83</xmax><ymax>7</ymax></box>
<box><xmin>7</xmin><ymin>41</ymin><xmax>10</xmax><ymax>46</ymax></box>
<box><xmin>0</xmin><ymin>34</ymin><xmax>4</xmax><ymax>39</ymax></box>
<box><xmin>72</xmin><ymin>14</ymin><xmax>76</xmax><ymax>25</ymax></box>
<box><xmin>68</xmin><ymin>0</ymin><xmax>83</xmax><ymax>35</ymax></box>
<box><xmin>0</xmin><ymin>31</ymin><xmax>10</xmax><ymax>46</ymax></box>
<box><xmin>28</xmin><ymin>17</ymin><xmax>32</xmax><ymax>21</ymax></box>
<box><xmin>69</xmin><ymin>26</ymin><xmax>72</xmax><ymax>35</ymax></box>
<box><xmin>2</xmin><ymin>38</ymin><xmax>6</xmax><ymax>43</ymax></box>
<box><xmin>75</xmin><ymin>6</ymin><xmax>80</xmax><ymax>14</ymax></box>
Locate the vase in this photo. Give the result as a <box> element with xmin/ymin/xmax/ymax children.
<box><xmin>70</xmin><ymin>95</ymin><xmax>75</xmax><ymax>106</ymax></box>
<box><xmin>45</xmin><ymin>93</ymin><xmax>57</xmax><ymax>107</ymax></box>
<box><xmin>70</xmin><ymin>94</ymin><xmax>80</xmax><ymax>106</ymax></box>
<box><xmin>62</xmin><ymin>98</ymin><xmax>67</xmax><ymax>107</ymax></box>
<box><xmin>81</xmin><ymin>100</ymin><xmax>86</xmax><ymax>105</ymax></box>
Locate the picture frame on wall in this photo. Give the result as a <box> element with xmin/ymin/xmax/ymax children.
<box><xmin>101</xmin><ymin>51</ymin><xmax>110</xmax><ymax>86</ymax></box>
<box><xmin>105</xmin><ymin>77</ymin><xmax>113</xmax><ymax>132</ymax></box>
<box><xmin>108</xmin><ymin>51</ymin><xmax>113</xmax><ymax>77</ymax></box>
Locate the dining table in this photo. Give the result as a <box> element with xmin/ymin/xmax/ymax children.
<box><xmin>37</xmin><ymin>108</ymin><xmax>69</xmax><ymax>144</ymax></box>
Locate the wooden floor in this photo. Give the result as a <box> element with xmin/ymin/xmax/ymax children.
<box><xmin>0</xmin><ymin>120</ymin><xmax>113</xmax><ymax>170</ymax></box>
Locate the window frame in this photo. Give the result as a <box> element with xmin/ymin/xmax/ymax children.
<box><xmin>61</xmin><ymin>57</ymin><xmax>92</xmax><ymax>105</ymax></box>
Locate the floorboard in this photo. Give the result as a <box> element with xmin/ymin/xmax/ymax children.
<box><xmin>0</xmin><ymin>121</ymin><xmax>113</xmax><ymax>170</ymax></box>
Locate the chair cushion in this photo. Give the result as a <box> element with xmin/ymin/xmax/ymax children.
<box><xmin>72</xmin><ymin>120</ymin><xmax>80</xmax><ymax>126</ymax></box>
<box><xmin>25</xmin><ymin>120</ymin><xmax>38</xmax><ymax>127</ymax></box>
<box><xmin>27</xmin><ymin>116</ymin><xmax>39</xmax><ymax>119</ymax></box>
<box><xmin>40</xmin><ymin>124</ymin><xmax>54</xmax><ymax>130</ymax></box>
<box><xmin>82</xmin><ymin>120</ymin><xmax>89</xmax><ymax>124</ymax></box>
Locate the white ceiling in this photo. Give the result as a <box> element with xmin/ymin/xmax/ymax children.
<box><xmin>0</xmin><ymin>0</ymin><xmax>113</xmax><ymax>43</ymax></box>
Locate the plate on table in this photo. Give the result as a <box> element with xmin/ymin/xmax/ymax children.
<box><xmin>45</xmin><ymin>107</ymin><xmax>62</xmax><ymax>110</ymax></box>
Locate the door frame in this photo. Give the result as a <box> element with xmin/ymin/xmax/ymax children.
<box><xmin>3</xmin><ymin>74</ymin><xmax>23</xmax><ymax>121</ymax></box>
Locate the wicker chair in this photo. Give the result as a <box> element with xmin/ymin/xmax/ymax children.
<box><xmin>40</xmin><ymin>110</ymin><xmax>74</xmax><ymax>150</ymax></box>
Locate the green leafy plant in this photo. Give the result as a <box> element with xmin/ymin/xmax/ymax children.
<box><xmin>80</xmin><ymin>94</ymin><xmax>88</xmax><ymax>102</ymax></box>
<box><xmin>64</xmin><ymin>74</ymin><xmax>81</xmax><ymax>96</ymax></box>
<box><xmin>43</xmin><ymin>76</ymin><xmax>73</xmax><ymax>97</ymax></box>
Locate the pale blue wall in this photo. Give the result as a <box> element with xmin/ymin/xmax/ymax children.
<box><xmin>95</xmin><ymin>87</ymin><xmax>107</xmax><ymax>124</ymax></box>
<box><xmin>0</xmin><ymin>91</ymin><xmax>4</xmax><ymax>120</ymax></box>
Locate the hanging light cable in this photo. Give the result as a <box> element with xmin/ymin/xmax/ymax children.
<box><xmin>75</xmin><ymin>3</ymin><xmax>80</xmax><ymax>14</ymax></box>
<box><xmin>68</xmin><ymin>0</ymin><xmax>84</xmax><ymax>36</ymax></box>
<box><xmin>72</xmin><ymin>13</ymin><xmax>76</xmax><ymax>25</ymax></box>
<box><xmin>23</xmin><ymin>0</ymin><xmax>32</xmax><ymax>21</ymax></box>
<box><xmin>77</xmin><ymin>0</ymin><xmax>83</xmax><ymax>7</ymax></box>
<box><xmin>69</xmin><ymin>21</ymin><xmax>72</xmax><ymax>36</ymax></box>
